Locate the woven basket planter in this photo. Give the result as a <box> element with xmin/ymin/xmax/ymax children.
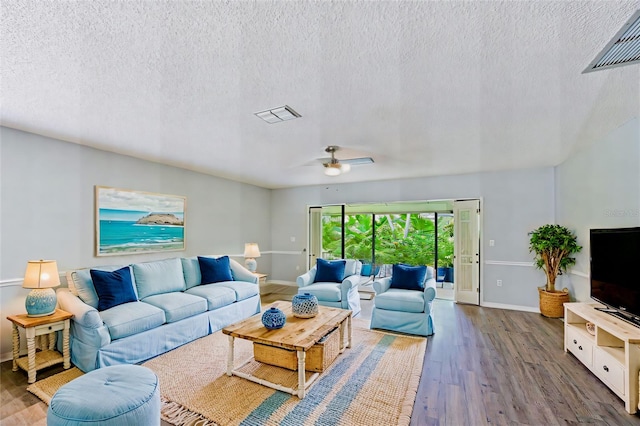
<box><xmin>538</xmin><ymin>287</ymin><xmax>569</xmax><ymax>318</ymax></box>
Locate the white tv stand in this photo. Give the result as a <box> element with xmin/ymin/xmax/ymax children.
<box><xmin>564</xmin><ymin>303</ymin><xmax>640</xmax><ymax>414</ymax></box>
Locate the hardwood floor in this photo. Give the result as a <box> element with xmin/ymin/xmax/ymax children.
<box><xmin>411</xmin><ymin>300</ymin><xmax>640</xmax><ymax>426</ymax></box>
<box><xmin>2</xmin><ymin>288</ymin><xmax>639</xmax><ymax>425</ymax></box>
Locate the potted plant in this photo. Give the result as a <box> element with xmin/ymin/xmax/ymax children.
<box><xmin>528</xmin><ymin>224</ymin><xmax>582</xmax><ymax>318</ymax></box>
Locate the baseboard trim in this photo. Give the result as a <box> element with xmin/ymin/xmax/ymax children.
<box><xmin>1</xmin><ymin>351</ymin><xmax>17</xmax><ymax>363</ymax></box>
<box><xmin>480</xmin><ymin>301</ymin><xmax>541</xmax><ymax>314</ymax></box>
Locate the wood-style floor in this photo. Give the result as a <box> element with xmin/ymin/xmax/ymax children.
<box><xmin>2</xmin><ymin>285</ymin><xmax>639</xmax><ymax>425</ymax></box>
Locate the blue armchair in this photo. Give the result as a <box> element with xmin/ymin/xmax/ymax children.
<box><xmin>297</xmin><ymin>259</ymin><xmax>362</xmax><ymax>316</ymax></box>
<box><xmin>370</xmin><ymin>265</ymin><xmax>436</xmax><ymax>336</ymax></box>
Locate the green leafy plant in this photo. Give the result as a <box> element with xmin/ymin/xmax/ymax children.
<box><xmin>528</xmin><ymin>224</ymin><xmax>582</xmax><ymax>292</ymax></box>
<box><xmin>321</xmin><ymin>213</ymin><xmax>454</xmax><ymax>268</ymax></box>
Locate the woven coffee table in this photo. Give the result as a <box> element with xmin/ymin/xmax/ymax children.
<box><xmin>222</xmin><ymin>301</ymin><xmax>352</xmax><ymax>398</ymax></box>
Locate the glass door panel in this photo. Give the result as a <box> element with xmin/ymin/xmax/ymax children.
<box><xmin>321</xmin><ymin>207</ymin><xmax>343</xmax><ymax>260</ymax></box>
<box><xmin>374</xmin><ymin>213</ymin><xmax>436</xmax><ymax>276</ymax></box>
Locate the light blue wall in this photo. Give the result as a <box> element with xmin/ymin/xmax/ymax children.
<box><xmin>555</xmin><ymin>118</ymin><xmax>640</xmax><ymax>302</ymax></box>
<box><xmin>0</xmin><ymin>127</ymin><xmax>271</xmax><ymax>359</ymax></box>
<box><xmin>2</xmin><ymin>115</ymin><xmax>636</xmax><ymax>360</ymax></box>
<box><xmin>270</xmin><ymin>167</ymin><xmax>556</xmax><ymax>310</ymax></box>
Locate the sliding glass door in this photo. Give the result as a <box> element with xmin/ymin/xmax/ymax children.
<box><xmin>309</xmin><ymin>201</ymin><xmax>454</xmax><ymax>278</ymax></box>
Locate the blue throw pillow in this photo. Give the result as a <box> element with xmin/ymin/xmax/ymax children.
<box><xmin>390</xmin><ymin>264</ymin><xmax>427</xmax><ymax>291</ymax></box>
<box><xmin>314</xmin><ymin>258</ymin><xmax>346</xmax><ymax>283</ymax></box>
<box><xmin>198</xmin><ymin>256</ymin><xmax>234</xmax><ymax>284</ymax></box>
<box><xmin>361</xmin><ymin>264</ymin><xmax>372</xmax><ymax>276</ymax></box>
<box><xmin>90</xmin><ymin>267</ymin><xmax>137</xmax><ymax>311</ymax></box>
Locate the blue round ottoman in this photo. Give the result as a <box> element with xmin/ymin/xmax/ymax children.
<box><xmin>47</xmin><ymin>365</ymin><xmax>160</xmax><ymax>426</ymax></box>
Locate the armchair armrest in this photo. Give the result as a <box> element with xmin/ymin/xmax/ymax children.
<box><xmin>57</xmin><ymin>288</ymin><xmax>103</xmax><ymax>329</ymax></box>
<box><xmin>297</xmin><ymin>267</ymin><xmax>317</xmax><ymax>288</ymax></box>
<box><xmin>423</xmin><ymin>278</ymin><xmax>437</xmax><ymax>302</ymax></box>
<box><xmin>373</xmin><ymin>277</ymin><xmax>392</xmax><ymax>294</ymax></box>
<box><xmin>341</xmin><ymin>275</ymin><xmax>360</xmax><ymax>290</ymax></box>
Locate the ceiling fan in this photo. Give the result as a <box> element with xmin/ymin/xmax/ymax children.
<box><xmin>321</xmin><ymin>146</ymin><xmax>374</xmax><ymax>176</ymax></box>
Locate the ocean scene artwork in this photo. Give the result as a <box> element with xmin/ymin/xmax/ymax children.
<box><xmin>96</xmin><ymin>186</ymin><xmax>186</xmax><ymax>256</ymax></box>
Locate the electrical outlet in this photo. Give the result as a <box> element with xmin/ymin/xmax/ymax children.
<box><xmin>489</xmin><ymin>240</ymin><xmax>495</xmax><ymax>246</ymax></box>
<box><xmin>290</xmin><ymin>236</ymin><xmax>296</xmax><ymax>242</ymax></box>
<box><xmin>296</xmin><ymin>265</ymin><xmax>300</xmax><ymax>271</ymax></box>
<box><xmin>497</xmin><ymin>279</ymin><xmax>503</xmax><ymax>287</ymax></box>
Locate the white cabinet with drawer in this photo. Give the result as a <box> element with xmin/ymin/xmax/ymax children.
<box><xmin>564</xmin><ymin>303</ymin><xmax>640</xmax><ymax>415</ymax></box>
<box><xmin>593</xmin><ymin>347</ymin><xmax>625</xmax><ymax>396</ymax></box>
<box><xmin>566</xmin><ymin>326</ymin><xmax>594</xmax><ymax>367</ymax></box>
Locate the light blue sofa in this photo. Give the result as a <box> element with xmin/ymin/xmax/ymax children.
<box><xmin>57</xmin><ymin>256</ymin><xmax>261</xmax><ymax>372</ymax></box>
<box><xmin>370</xmin><ymin>265</ymin><xmax>436</xmax><ymax>336</ymax></box>
<box><xmin>296</xmin><ymin>259</ymin><xmax>362</xmax><ymax>316</ymax></box>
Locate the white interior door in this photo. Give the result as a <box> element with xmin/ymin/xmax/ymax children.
<box><xmin>453</xmin><ymin>199</ymin><xmax>480</xmax><ymax>305</ymax></box>
<box><xmin>308</xmin><ymin>207</ymin><xmax>322</xmax><ymax>269</ymax></box>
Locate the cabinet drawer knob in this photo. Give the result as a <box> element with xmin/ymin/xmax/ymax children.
<box><xmin>603</xmin><ymin>365</ymin><xmax>609</xmax><ymax>372</ymax></box>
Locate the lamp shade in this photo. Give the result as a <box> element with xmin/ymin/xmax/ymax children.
<box><xmin>23</xmin><ymin>260</ymin><xmax>60</xmax><ymax>289</ymax></box>
<box><xmin>244</xmin><ymin>243</ymin><xmax>261</xmax><ymax>258</ymax></box>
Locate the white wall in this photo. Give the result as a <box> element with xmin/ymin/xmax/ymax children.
<box><xmin>555</xmin><ymin>118</ymin><xmax>640</xmax><ymax>302</ymax></box>
<box><xmin>0</xmin><ymin>127</ymin><xmax>271</xmax><ymax>359</ymax></box>
<box><xmin>270</xmin><ymin>167</ymin><xmax>556</xmax><ymax>311</ymax></box>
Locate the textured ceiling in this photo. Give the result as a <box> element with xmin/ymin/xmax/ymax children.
<box><xmin>2</xmin><ymin>1</ymin><xmax>639</xmax><ymax>189</ymax></box>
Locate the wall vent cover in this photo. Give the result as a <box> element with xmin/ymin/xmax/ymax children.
<box><xmin>583</xmin><ymin>9</ymin><xmax>640</xmax><ymax>73</ymax></box>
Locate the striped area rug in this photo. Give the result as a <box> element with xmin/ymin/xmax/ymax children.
<box><xmin>143</xmin><ymin>325</ymin><xmax>426</xmax><ymax>426</ymax></box>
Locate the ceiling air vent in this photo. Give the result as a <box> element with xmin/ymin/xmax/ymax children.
<box><xmin>254</xmin><ymin>105</ymin><xmax>301</xmax><ymax>124</ymax></box>
<box><xmin>583</xmin><ymin>10</ymin><xmax>640</xmax><ymax>73</ymax></box>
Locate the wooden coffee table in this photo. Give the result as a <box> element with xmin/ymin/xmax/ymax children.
<box><xmin>222</xmin><ymin>301</ymin><xmax>352</xmax><ymax>398</ymax></box>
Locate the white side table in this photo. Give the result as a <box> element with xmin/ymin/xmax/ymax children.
<box><xmin>7</xmin><ymin>309</ymin><xmax>73</xmax><ymax>383</ymax></box>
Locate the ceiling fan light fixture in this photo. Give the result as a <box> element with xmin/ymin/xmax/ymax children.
<box><xmin>324</xmin><ymin>163</ymin><xmax>342</xmax><ymax>176</ymax></box>
<box><xmin>340</xmin><ymin>163</ymin><xmax>351</xmax><ymax>173</ymax></box>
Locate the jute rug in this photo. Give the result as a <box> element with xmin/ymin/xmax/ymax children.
<box><xmin>28</xmin><ymin>326</ymin><xmax>426</xmax><ymax>426</ymax></box>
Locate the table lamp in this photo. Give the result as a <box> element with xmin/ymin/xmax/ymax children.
<box><xmin>244</xmin><ymin>243</ymin><xmax>261</xmax><ymax>272</ymax></box>
<box><xmin>23</xmin><ymin>260</ymin><xmax>60</xmax><ymax>317</ymax></box>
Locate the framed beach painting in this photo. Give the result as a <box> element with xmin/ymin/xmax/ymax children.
<box><xmin>95</xmin><ymin>186</ymin><xmax>186</xmax><ymax>256</ymax></box>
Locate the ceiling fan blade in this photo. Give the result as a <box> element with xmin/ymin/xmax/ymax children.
<box><xmin>340</xmin><ymin>157</ymin><xmax>374</xmax><ymax>165</ymax></box>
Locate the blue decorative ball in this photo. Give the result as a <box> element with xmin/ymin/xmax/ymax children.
<box><xmin>292</xmin><ymin>293</ymin><xmax>319</xmax><ymax>318</ymax></box>
<box><xmin>261</xmin><ymin>307</ymin><xmax>286</xmax><ymax>330</ymax></box>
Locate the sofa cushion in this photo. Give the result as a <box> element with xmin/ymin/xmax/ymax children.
<box><xmin>99</xmin><ymin>301</ymin><xmax>166</xmax><ymax>340</ymax></box>
<box><xmin>180</xmin><ymin>257</ymin><xmax>202</xmax><ymax>289</ymax></box>
<box><xmin>314</xmin><ymin>259</ymin><xmax>346</xmax><ymax>283</ymax></box>
<box><xmin>375</xmin><ymin>289</ymin><xmax>425</xmax><ymax>313</ymax></box>
<box><xmin>390</xmin><ymin>264</ymin><xmax>426</xmax><ymax>291</ymax></box>
<box><xmin>69</xmin><ymin>265</ymin><xmax>133</xmax><ymax>309</ymax></box>
<box><xmin>214</xmin><ymin>281</ymin><xmax>259</xmax><ymax>302</ymax></box>
<box><xmin>141</xmin><ymin>292</ymin><xmax>207</xmax><ymax>323</ymax></box>
<box><xmin>299</xmin><ymin>283</ymin><xmax>342</xmax><ymax>302</ymax></box>
<box><xmin>198</xmin><ymin>256</ymin><xmax>234</xmax><ymax>284</ymax></box>
<box><xmin>185</xmin><ymin>284</ymin><xmax>237</xmax><ymax>310</ymax></box>
<box><xmin>133</xmin><ymin>258</ymin><xmax>186</xmax><ymax>299</ymax></box>
<box><xmin>90</xmin><ymin>267</ymin><xmax>138</xmax><ymax>311</ymax></box>
<box><xmin>344</xmin><ymin>259</ymin><xmax>361</xmax><ymax>277</ymax></box>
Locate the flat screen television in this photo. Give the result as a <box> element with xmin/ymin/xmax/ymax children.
<box><xmin>590</xmin><ymin>227</ymin><xmax>640</xmax><ymax>327</ymax></box>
